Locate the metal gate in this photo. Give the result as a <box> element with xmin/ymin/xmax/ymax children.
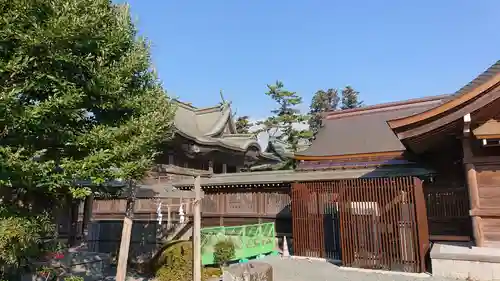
<box><xmin>291</xmin><ymin>177</ymin><xmax>429</xmax><ymax>273</ymax></box>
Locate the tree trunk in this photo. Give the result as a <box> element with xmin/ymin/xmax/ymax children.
<box><xmin>67</xmin><ymin>197</ymin><xmax>80</xmax><ymax>247</ymax></box>
<box><xmin>81</xmin><ymin>194</ymin><xmax>94</xmax><ymax>248</ymax></box>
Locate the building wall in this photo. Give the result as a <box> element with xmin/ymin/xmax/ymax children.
<box><xmin>474</xmin><ymin>164</ymin><xmax>500</xmax><ymax>247</ymax></box>
<box><xmin>465</xmin><ymin>137</ymin><xmax>500</xmax><ymax>248</ymax></box>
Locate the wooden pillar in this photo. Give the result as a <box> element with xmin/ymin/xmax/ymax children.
<box><xmin>222</xmin><ymin>163</ymin><xmax>227</xmax><ymax>173</ymax></box>
<box><xmin>193</xmin><ymin>176</ymin><xmax>202</xmax><ymax>281</ymax></box>
<box><xmin>462</xmin><ymin>113</ymin><xmax>484</xmax><ymax>247</ymax></box>
<box><xmin>116</xmin><ymin>181</ymin><xmax>137</xmax><ymax>281</ymax></box>
<box><xmin>464</xmin><ymin>161</ymin><xmax>484</xmax><ymax>247</ymax></box>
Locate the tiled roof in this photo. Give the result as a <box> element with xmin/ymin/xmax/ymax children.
<box><xmin>295</xmin><ymin>95</ymin><xmax>446</xmax><ymax>157</ymax></box>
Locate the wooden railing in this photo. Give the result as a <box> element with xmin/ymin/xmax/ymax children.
<box><xmin>424</xmin><ymin>187</ymin><xmax>472</xmax><ymax>241</ymax></box>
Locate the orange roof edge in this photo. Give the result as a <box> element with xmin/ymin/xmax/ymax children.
<box><xmin>387</xmin><ymin>71</ymin><xmax>500</xmax><ymax>129</ymax></box>
<box><xmin>294</xmin><ymin>151</ymin><xmax>404</xmax><ymax>161</ymax></box>
<box><xmin>325</xmin><ymin>94</ymin><xmax>448</xmax><ymax>119</ymax></box>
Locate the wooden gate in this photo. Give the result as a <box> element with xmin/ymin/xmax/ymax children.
<box><xmin>292</xmin><ymin>177</ymin><xmax>429</xmax><ymax>273</ymax></box>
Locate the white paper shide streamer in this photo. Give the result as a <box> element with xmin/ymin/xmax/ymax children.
<box><xmin>156</xmin><ymin>201</ymin><xmax>163</xmax><ymax>225</ymax></box>
<box><xmin>179</xmin><ymin>203</ymin><xmax>185</xmax><ymax>224</ymax></box>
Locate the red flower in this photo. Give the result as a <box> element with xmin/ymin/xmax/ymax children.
<box><xmin>46</xmin><ymin>251</ymin><xmax>65</xmax><ymax>259</ymax></box>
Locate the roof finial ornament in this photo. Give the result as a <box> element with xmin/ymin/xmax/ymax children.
<box><xmin>219</xmin><ymin>89</ymin><xmax>226</xmax><ymax>104</ymax></box>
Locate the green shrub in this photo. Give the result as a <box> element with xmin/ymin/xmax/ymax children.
<box><xmin>36</xmin><ymin>266</ymin><xmax>58</xmax><ymax>281</ymax></box>
<box><xmin>151</xmin><ymin>240</ymin><xmax>221</xmax><ymax>281</ymax></box>
<box><xmin>0</xmin><ymin>209</ymin><xmax>55</xmax><ymax>278</ymax></box>
<box><xmin>213</xmin><ymin>239</ymin><xmax>236</xmax><ymax>266</ymax></box>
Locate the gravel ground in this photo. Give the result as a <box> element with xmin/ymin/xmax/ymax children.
<box><xmin>101</xmin><ymin>256</ymin><xmax>458</xmax><ymax>281</ymax></box>
<box><xmin>260</xmin><ymin>256</ymin><xmax>457</xmax><ymax>281</ymax></box>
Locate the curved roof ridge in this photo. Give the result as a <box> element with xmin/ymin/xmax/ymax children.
<box><xmin>388</xmin><ymin>60</ymin><xmax>500</xmax><ymax>129</ymax></box>
<box><xmin>447</xmin><ymin>60</ymin><xmax>500</xmax><ymax>100</ymax></box>
<box><xmin>176</xmin><ymin>131</ymin><xmax>278</xmax><ymax>161</ymax></box>
<box><xmin>326</xmin><ymin>95</ymin><xmax>448</xmax><ymax>120</ymax></box>
<box><xmin>221</xmin><ymin>133</ymin><xmax>256</xmax><ymax>139</ymax></box>
<box><xmin>173</xmin><ymin>99</ymin><xmax>223</xmax><ymax>112</ymax></box>
<box><xmin>202</xmin><ymin>103</ymin><xmax>232</xmax><ymax>136</ymax></box>
<box><xmin>195</xmin><ymin>105</ymin><xmax>224</xmax><ymax>114</ymax></box>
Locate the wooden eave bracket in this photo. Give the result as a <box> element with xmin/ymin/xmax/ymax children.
<box><xmin>463</xmin><ymin>113</ymin><xmax>471</xmax><ymax>137</ymax></box>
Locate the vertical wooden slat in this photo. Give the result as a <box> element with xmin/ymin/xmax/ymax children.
<box><xmin>413</xmin><ymin>177</ymin><xmax>430</xmax><ymax>273</ymax></box>
<box><xmin>409</xmin><ymin>178</ymin><xmax>420</xmax><ymax>272</ymax></box>
<box><xmin>339</xmin><ymin>180</ymin><xmax>346</xmax><ymax>265</ymax></box>
<box><xmin>389</xmin><ymin>178</ymin><xmax>398</xmax><ymax>270</ymax></box>
<box><xmin>393</xmin><ymin>178</ymin><xmax>401</xmax><ymax>268</ymax></box>
<box><xmin>289</xmin><ymin>177</ymin><xmax>426</xmax><ymax>273</ymax></box>
<box><xmin>318</xmin><ymin>182</ymin><xmax>325</xmax><ymax>258</ymax></box>
<box><xmin>381</xmin><ymin>178</ymin><xmax>392</xmax><ymax>270</ymax></box>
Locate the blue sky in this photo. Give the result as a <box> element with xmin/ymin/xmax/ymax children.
<box><xmin>118</xmin><ymin>0</ymin><xmax>499</xmax><ymax>120</ymax></box>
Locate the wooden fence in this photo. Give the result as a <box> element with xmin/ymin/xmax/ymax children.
<box><xmin>83</xmin><ymin>179</ymin><xmax>469</xmax><ymax>269</ymax></box>
<box><xmin>83</xmin><ymin>187</ymin><xmax>292</xmax><ymax>258</ymax></box>
<box><xmin>292</xmin><ymin>177</ymin><xmax>429</xmax><ymax>273</ymax></box>
<box><xmin>200</xmin><ymin>187</ymin><xmax>292</xmax><ymax>236</ymax></box>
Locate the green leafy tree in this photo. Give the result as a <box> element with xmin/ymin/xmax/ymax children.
<box><xmin>308</xmin><ymin>89</ymin><xmax>339</xmax><ymax>138</ymax></box>
<box><xmin>0</xmin><ymin>0</ymin><xmax>175</xmax><ymax>258</ymax></box>
<box><xmin>341</xmin><ymin>86</ymin><xmax>363</xmax><ymax>109</ymax></box>
<box><xmin>235</xmin><ymin>116</ymin><xmax>253</xmax><ymax>134</ymax></box>
<box><xmin>257</xmin><ymin>81</ymin><xmax>311</xmax><ymax>169</ymax></box>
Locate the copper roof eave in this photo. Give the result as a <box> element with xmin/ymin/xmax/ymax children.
<box><xmin>393</xmin><ymin>87</ymin><xmax>500</xmax><ymax>141</ymax></box>
<box><xmin>172</xmin><ymin>167</ymin><xmax>435</xmax><ymax>187</ymax></box>
<box><xmin>176</xmin><ymin>130</ymin><xmax>253</xmax><ymax>152</ymax></box>
<box><xmin>387</xmin><ymin>70</ymin><xmax>500</xmax><ymax>130</ymax></box>
<box><xmin>177</xmin><ymin>131</ymin><xmax>281</xmax><ymax>162</ymax></box>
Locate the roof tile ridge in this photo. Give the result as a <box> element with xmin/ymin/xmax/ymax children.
<box><xmin>451</xmin><ymin>60</ymin><xmax>500</xmax><ymax>99</ymax></box>
<box><xmin>195</xmin><ymin>105</ymin><xmax>224</xmax><ymax>114</ymax></box>
<box><xmin>326</xmin><ymin>99</ymin><xmax>444</xmax><ymax>121</ymax></box>
<box><xmin>222</xmin><ymin>133</ymin><xmax>255</xmax><ymax>137</ymax></box>
<box><xmin>326</xmin><ymin>94</ymin><xmax>449</xmax><ymax>118</ymax></box>
<box><xmin>173</xmin><ymin>99</ymin><xmax>197</xmax><ymax>110</ymax></box>
<box><xmin>173</xmin><ymin>99</ymin><xmax>224</xmax><ymax>113</ymax></box>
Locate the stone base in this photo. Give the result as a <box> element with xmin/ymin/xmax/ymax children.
<box><xmin>222</xmin><ymin>261</ymin><xmax>273</xmax><ymax>281</ymax></box>
<box><xmin>431</xmin><ymin>242</ymin><xmax>500</xmax><ymax>280</ymax></box>
<box><xmin>22</xmin><ymin>248</ymin><xmax>111</xmax><ymax>281</ymax></box>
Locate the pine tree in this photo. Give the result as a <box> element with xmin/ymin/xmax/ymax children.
<box><xmin>235</xmin><ymin>116</ymin><xmax>253</xmax><ymax>134</ymax></box>
<box><xmin>341</xmin><ymin>86</ymin><xmax>363</xmax><ymax>109</ymax></box>
<box><xmin>257</xmin><ymin>81</ymin><xmax>311</xmax><ymax>169</ymax></box>
<box><xmin>308</xmin><ymin>89</ymin><xmax>339</xmax><ymax>137</ymax></box>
